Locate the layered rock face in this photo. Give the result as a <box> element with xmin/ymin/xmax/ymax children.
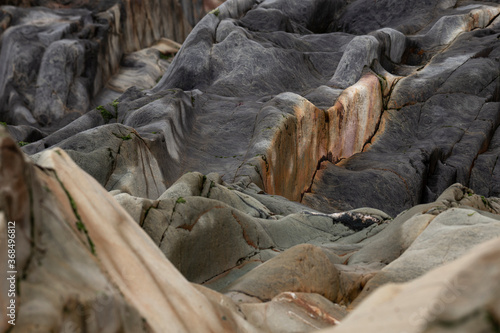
<box><xmin>1</xmin><ymin>0</ymin><xmax>500</xmax><ymax>332</ymax></box>
<box><xmin>0</xmin><ymin>0</ymin><xmax>217</xmax><ymax>134</ymax></box>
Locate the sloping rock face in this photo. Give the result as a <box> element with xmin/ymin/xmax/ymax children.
<box><xmin>2</xmin><ymin>127</ymin><xmax>500</xmax><ymax>332</ymax></box>
<box><xmin>0</xmin><ymin>129</ymin><xmax>259</xmax><ymax>333</ymax></box>
<box><xmin>0</xmin><ymin>0</ymin><xmax>216</xmax><ymax>136</ymax></box>
<box><xmin>9</xmin><ymin>0</ymin><xmax>498</xmax><ymax>217</ymax></box>
<box><xmin>2</xmin><ymin>0</ymin><xmax>500</xmax><ymax>332</ymax></box>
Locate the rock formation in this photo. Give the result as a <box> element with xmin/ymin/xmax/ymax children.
<box><xmin>1</xmin><ymin>0</ymin><xmax>500</xmax><ymax>332</ymax></box>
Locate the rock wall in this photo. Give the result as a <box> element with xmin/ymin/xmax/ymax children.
<box><xmin>1</xmin><ymin>0</ymin><xmax>500</xmax><ymax>332</ymax></box>
<box><xmin>0</xmin><ymin>0</ymin><xmax>216</xmax><ymax>131</ymax></box>
<box><xmin>17</xmin><ymin>0</ymin><xmax>499</xmax><ymax>217</ymax></box>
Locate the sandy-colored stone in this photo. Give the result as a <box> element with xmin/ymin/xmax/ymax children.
<box><xmin>224</xmin><ymin>244</ymin><xmax>340</xmax><ymax>302</ymax></box>
<box><xmin>240</xmin><ymin>292</ymin><xmax>346</xmax><ymax>333</ymax></box>
<box><xmin>0</xmin><ymin>128</ymin><xmax>258</xmax><ymax>332</ymax></box>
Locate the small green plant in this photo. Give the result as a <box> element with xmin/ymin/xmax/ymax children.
<box><xmin>159</xmin><ymin>53</ymin><xmax>173</xmax><ymax>61</ymax></box>
<box><xmin>0</xmin><ymin>121</ymin><xmax>6</xmax><ymax>126</ymax></box>
<box><xmin>76</xmin><ymin>221</ymin><xmax>86</xmax><ymax>231</ymax></box>
<box><xmin>18</xmin><ymin>141</ymin><xmax>28</xmax><ymax>147</ymax></box>
<box><xmin>54</xmin><ymin>170</ymin><xmax>95</xmax><ymax>255</ymax></box>
<box><xmin>176</xmin><ymin>197</ymin><xmax>186</xmax><ymax>204</ymax></box>
<box><xmin>111</xmin><ymin>99</ymin><xmax>119</xmax><ymax>111</ymax></box>
<box><xmin>97</xmin><ymin>105</ymin><xmax>114</xmax><ymax>123</ymax></box>
<box><xmin>111</xmin><ymin>100</ymin><xmax>119</xmax><ymax>121</ymax></box>
<box><xmin>210</xmin><ymin>8</ymin><xmax>220</xmax><ymax>16</ymax></box>
<box><xmin>74</xmin><ymin>220</ymin><xmax>96</xmax><ymax>255</ymax></box>
<box><xmin>112</xmin><ymin>132</ymin><xmax>132</xmax><ymax>140</ymax></box>
<box><xmin>152</xmin><ymin>131</ymin><xmax>157</xmax><ymax>134</ymax></box>
<box><xmin>481</xmin><ymin>196</ymin><xmax>491</xmax><ymax>208</ymax></box>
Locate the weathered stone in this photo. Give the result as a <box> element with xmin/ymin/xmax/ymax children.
<box><xmin>321</xmin><ymin>235</ymin><xmax>500</xmax><ymax>333</ymax></box>
<box><xmin>3</xmin><ymin>0</ymin><xmax>500</xmax><ymax>332</ymax></box>
<box><xmin>224</xmin><ymin>244</ymin><xmax>340</xmax><ymax>302</ymax></box>
<box><xmin>0</xmin><ymin>0</ymin><xmax>216</xmax><ymax>141</ymax></box>
<box><xmin>0</xmin><ymin>128</ymin><xmax>257</xmax><ymax>333</ymax></box>
<box><xmin>239</xmin><ymin>292</ymin><xmax>346</xmax><ymax>332</ymax></box>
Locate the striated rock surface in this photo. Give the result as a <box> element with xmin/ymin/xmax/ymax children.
<box><xmin>3</xmin><ymin>124</ymin><xmax>500</xmax><ymax>332</ymax></box>
<box><xmin>9</xmin><ymin>0</ymin><xmax>498</xmax><ymax>217</ymax></box>
<box><xmin>322</xmin><ymin>234</ymin><xmax>500</xmax><ymax>333</ymax></box>
<box><xmin>0</xmin><ymin>0</ymin><xmax>217</xmax><ymax>139</ymax></box>
<box><xmin>2</xmin><ymin>0</ymin><xmax>500</xmax><ymax>332</ymax></box>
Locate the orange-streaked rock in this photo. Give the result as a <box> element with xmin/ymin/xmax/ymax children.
<box><xmin>35</xmin><ymin>148</ymin><xmax>254</xmax><ymax>332</ymax></box>
<box><xmin>239</xmin><ymin>292</ymin><xmax>346</xmax><ymax>332</ymax></box>
<box><xmin>262</xmin><ymin>94</ymin><xmax>328</xmax><ymax>202</ymax></box>
<box><xmin>257</xmin><ymin>73</ymin><xmax>383</xmax><ymax>202</ymax></box>
<box><xmin>327</xmin><ymin>73</ymin><xmax>383</xmax><ymax>162</ymax></box>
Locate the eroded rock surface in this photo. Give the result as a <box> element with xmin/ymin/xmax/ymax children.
<box><xmin>0</xmin><ymin>0</ymin><xmax>216</xmax><ymax>138</ymax></box>
<box><xmin>2</xmin><ymin>126</ymin><xmax>500</xmax><ymax>332</ymax></box>
<box><xmin>8</xmin><ymin>0</ymin><xmax>497</xmax><ymax>218</ymax></box>
<box><xmin>2</xmin><ymin>0</ymin><xmax>500</xmax><ymax>332</ymax></box>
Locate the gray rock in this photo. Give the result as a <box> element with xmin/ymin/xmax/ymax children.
<box><xmin>0</xmin><ymin>0</ymin><xmax>216</xmax><ymax>143</ymax></box>
<box><xmin>328</xmin><ymin>35</ymin><xmax>380</xmax><ymax>89</ymax></box>
<box><xmin>3</xmin><ymin>1</ymin><xmax>500</xmax><ymax>331</ymax></box>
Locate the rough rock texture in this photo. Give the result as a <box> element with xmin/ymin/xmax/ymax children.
<box><xmin>3</xmin><ymin>126</ymin><xmax>500</xmax><ymax>332</ymax></box>
<box><xmin>0</xmin><ymin>0</ymin><xmax>217</xmax><ymax>140</ymax></box>
<box><xmin>2</xmin><ymin>0</ymin><xmax>500</xmax><ymax>332</ymax></box>
<box><xmin>0</xmin><ymin>128</ymin><xmax>258</xmax><ymax>333</ymax></box>
<box><xmin>10</xmin><ymin>0</ymin><xmax>498</xmax><ymax>218</ymax></box>
<box><xmin>322</xmin><ymin>235</ymin><xmax>500</xmax><ymax>333</ymax></box>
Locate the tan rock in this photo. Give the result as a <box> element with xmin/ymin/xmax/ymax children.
<box><xmin>260</xmin><ymin>93</ymin><xmax>329</xmax><ymax>202</ymax></box>
<box><xmin>327</xmin><ymin>73</ymin><xmax>383</xmax><ymax>162</ymax></box>
<box><xmin>240</xmin><ymin>292</ymin><xmax>346</xmax><ymax>333</ymax></box>
<box><xmin>0</xmin><ymin>128</ymin><xmax>257</xmax><ymax>332</ymax></box>
<box><xmin>236</xmin><ymin>73</ymin><xmax>383</xmax><ymax>204</ymax></box>
<box><xmin>351</xmin><ymin>207</ymin><xmax>500</xmax><ymax>310</ymax></box>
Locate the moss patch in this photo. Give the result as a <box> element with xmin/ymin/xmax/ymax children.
<box><xmin>210</xmin><ymin>8</ymin><xmax>220</xmax><ymax>16</ymax></box>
